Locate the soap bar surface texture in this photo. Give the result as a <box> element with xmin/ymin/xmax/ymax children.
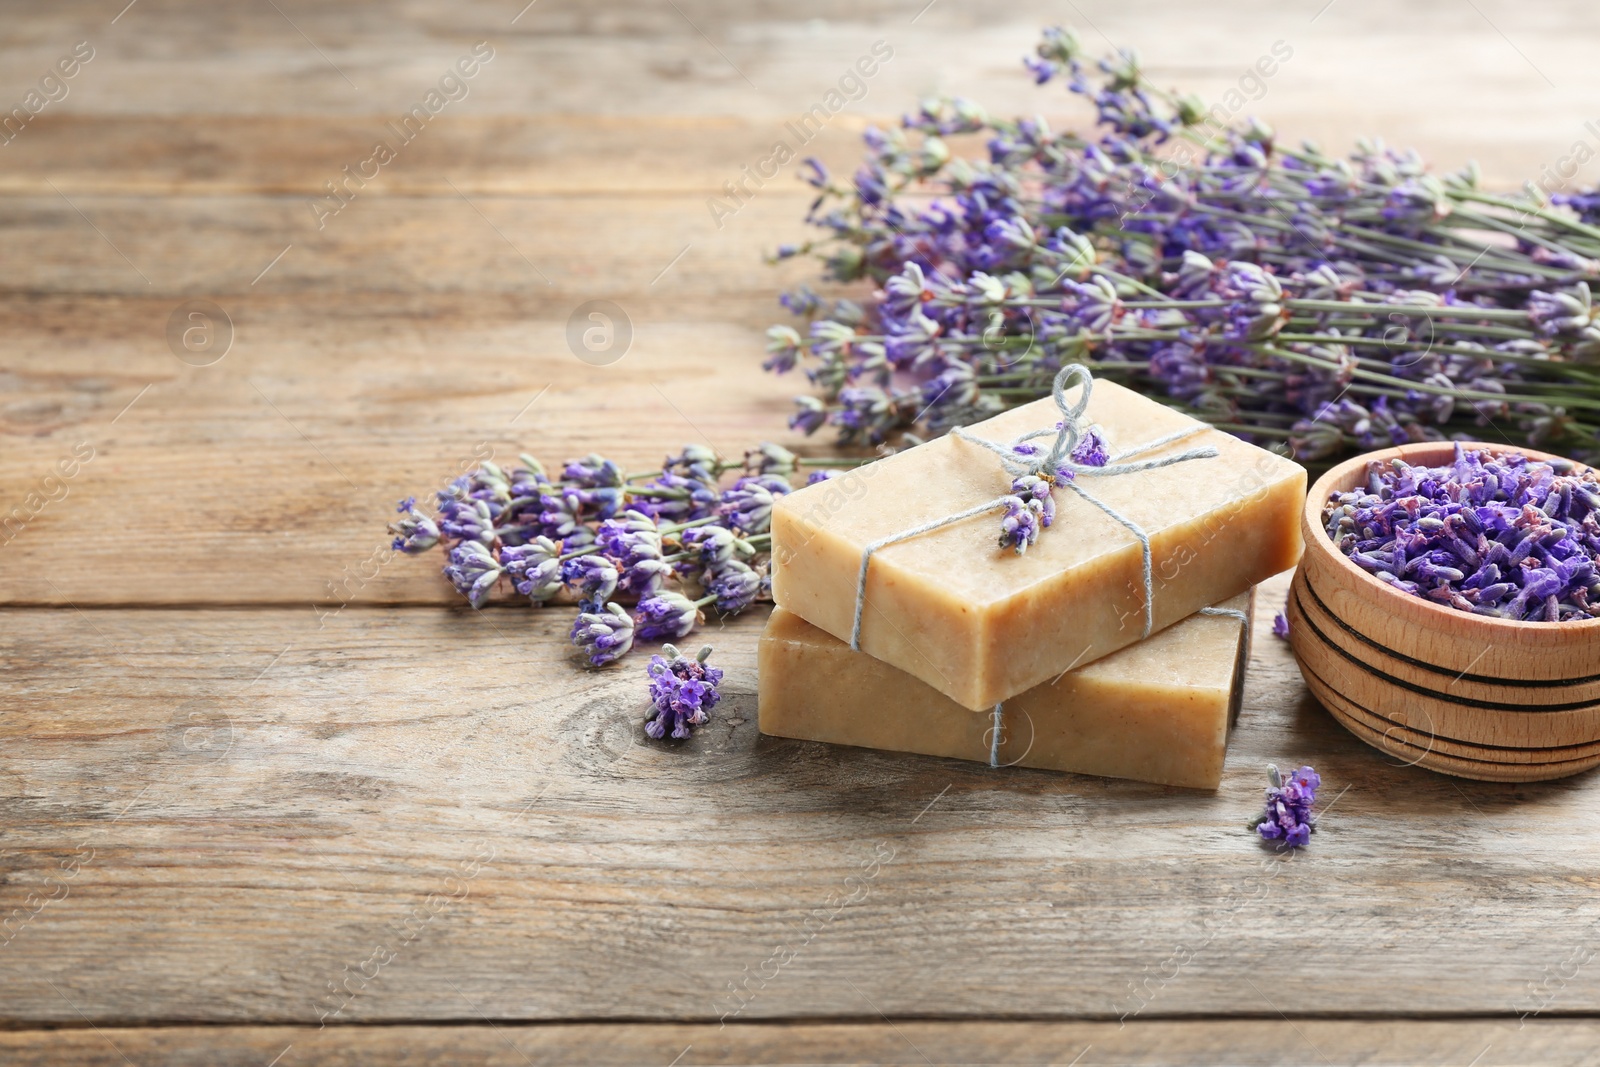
<box><xmin>758</xmin><ymin>592</ymin><xmax>1253</xmax><ymax>790</ymax></box>
<box><xmin>771</xmin><ymin>379</ymin><xmax>1303</xmax><ymax>710</ymax></box>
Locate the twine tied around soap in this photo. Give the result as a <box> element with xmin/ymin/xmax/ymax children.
<box><xmin>850</xmin><ymin>363</ymin><xmax>1223</xmax><ymax>654</ymax></box>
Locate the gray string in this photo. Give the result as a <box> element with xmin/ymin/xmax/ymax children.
<box><xmin>1198</xmin><ymin>605</ymin><xmax>1250</xmax><ymax>624</ymax></box>
<box><xmin>850</xmin><ymin>364</ymin><xmax>1221</xmax><ymax>652</ymax></box>
<box><xmin>990</xmin><ymin>703</ymin><xmax>1003</xmax><ymax>768</ymax></box>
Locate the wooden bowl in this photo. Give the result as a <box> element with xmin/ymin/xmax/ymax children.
<box><xmin>1289</xmin><ymin>441</ymin><xmax>1600</xmax><ymax>781</ymax></box>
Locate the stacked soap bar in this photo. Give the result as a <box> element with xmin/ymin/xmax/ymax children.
<box><xmin>759</xmin><ymin>592</ymin><xmax>1254</xmax><ymax>789</ymax></box>
<box><xmin>770</xmin><ymin>379</ymin><xmax>1304</xmax><ymax>711</ymax></box>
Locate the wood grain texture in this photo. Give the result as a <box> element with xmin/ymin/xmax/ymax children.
<box><xmin>2</xmin><ymin>1019</ymin><xmax>1599</xmax><ymax>1067</ymax></box>
<box><xmin>5</xmin><ymin>576</ymin><xmax>1600</xmax><ymax>1028</ymax></box>
<box><xmin>7</xmin><ymin>0</ymin><xmax>1600</xmax><ymax>1044</ymax></box>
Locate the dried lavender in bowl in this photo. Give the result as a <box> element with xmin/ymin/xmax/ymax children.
<box><xmin>1324</xmin><ymin>444</ymin><xmax>1600</xmax><ymax>621</ymax></box>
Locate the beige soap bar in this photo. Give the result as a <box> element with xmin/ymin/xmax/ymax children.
<box><xmin>758</xmin><ymin>592</ymin><xmax>1253</xmax><ymax>789</ymax></box>
<box><xmin>771</xmin><ymin>379</ymin><xmax>1303</xmax><ymax>711</ymax></box>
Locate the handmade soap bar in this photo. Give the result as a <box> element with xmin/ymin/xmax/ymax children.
<box><xmin>771</xmin><ymin>379</ymin><xmax>1303</xmax><ymax>711</ymax></box>
<box><xmin>758</xmin><ymin>592</ymin><xmax>1253</xmax><ymax>789</ymax></box>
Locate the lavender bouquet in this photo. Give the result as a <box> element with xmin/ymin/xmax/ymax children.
<box><xmin>766</xmin><ymin>27</ymin><xmax>1600</xmax><ymax>466</ymax></box>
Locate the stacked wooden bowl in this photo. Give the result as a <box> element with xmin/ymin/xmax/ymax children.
<box><xmin>1288</xmin><ymin>442</ymin><xmax>1600</xmax><ymax>782</ymax></box>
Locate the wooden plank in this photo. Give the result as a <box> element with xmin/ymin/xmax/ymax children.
<box><xmin>2</xmin><ymin>2</ymin><xmax>1598</xmax><ymax>187</ymax></box>
<box><xmin>1</xmin><ymin>1018</ymin><xmax>1597</xmax><ymax>1067</ymax></box>
<box><xmin>4</xmin><ymin>577</ymin><xmax>1600</xmax><ymax>1025</ymax></box>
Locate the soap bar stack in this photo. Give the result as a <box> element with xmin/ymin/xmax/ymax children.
<box><xmin>758</xmin><ymin>379</ymin><xmax>1306</xmax><ymax>789</ymax></box>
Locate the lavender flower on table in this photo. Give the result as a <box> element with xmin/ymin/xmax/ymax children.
<box><xmin>389</xmin><ymin>497</ymin><xmax>441</xmax><ymax>554</ymax></box>
<box><xmin>571</xmin><ymin>602</ymin><xmax>635</xmax><ymax>666</ymax></box>
<box><xmin>707</xmin><ymin>559</ymin><xmax>763</xmax><ymax>613</ymax></box>
<box><xmin>681</xmin><ymin>524</ymin><xmax>753</xmax><ymax>570</ymax></box>
<box><xmin>635</xmin><ymin>591</ymin><xmax>702</xmax><ymax>643</ymax></box>
<box><xmin>1324</xmin><ymin>444</ymin><xmax>1600</xmax><ymax>621</ymax></box>
<box><xmin>1271</xmin><ymin>612</ymin><xmax>1291</xmax><ymax>640</ymax></box>
<box><xmin>1250</xmin><ymin>764</ymin><xmax>1321</xmax><ymax>848</ymax></box>
<box><xmin>561</xmin><ymin>554</ymin><xmax>619</xmax><ymax>614</ymax></box>
<box><xmin>644</xmin><ymin>643</ymin><xmax>724</xmax><ymax>740</ymax></box>
<box><xmin>719</xmin><ymin>474</ymin><xmax>791</xmax><ymax>535</ymax></box>
<box><xmin>443</xmin><ymin>542</ymin><xmax>503</xmax><ymax>609</ymax></box>
<box><xmin>500</xmin><ymin>537</ymin><xmax>563</xmax><ymax>603</ymax></box>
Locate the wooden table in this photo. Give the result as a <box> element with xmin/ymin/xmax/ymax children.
<box><xmin>5</xmin><ymin>2</ymin><xmax>1600</xmax><ymax>1063</ymax></box>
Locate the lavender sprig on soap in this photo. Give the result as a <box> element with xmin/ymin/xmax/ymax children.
<box><xmin>1325</xmin><ymin>444</ymin><xmax>1600</xmax><ymax>621</ymax></box>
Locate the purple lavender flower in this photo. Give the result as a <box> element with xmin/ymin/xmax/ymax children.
<box><xmin>1325</xmin><ymin>445</ymin><xmax>1600</xmax><ymax>621</ymax></box>
<box><xmin>635</xmin><ymin>592</ymin><xmax>702</xmax><ymax>643</ymax></box>
<box><xmin>571</xmin><ymin>602</ymin><xmax>635</xmax><ymax>667</ymax></box>
<box><xmin>561</xmin><ymin>554</ymin><xmax>619</xmax><ymax>614</ymax></box>
<box><xmin>389</xmin><ymin>497</ymin><xmax>441</xmax><ymax>554</ymax></box>
<box><xmin>1272</xmin><ymin>611</ymin><xmax>1290</xmax><ymax>639</ymax></box>
<box><xmin>632</xmin><ymin>471</ymin><xmax>719</xmax><ymax>524</ymax></box>
<box><xmin>645</xmin><ymin>643</ymin><xmax>724</xmax><ymax>740</ymax></box>
<box><xmin>720</xmin><ymin>475</ymin><xmax>791</xmax><ymax>534</ymax></box>
<box><xmin>563</xmin><ymin>453</ymin><xmax>624</xmax><ymax>489</ymax></box>
<box><xmin>790</xmin><ymin>396</ymin><xmax>827</xmax><ymax>436</ymax></box>
<box><xmin>765</xmin><ymin>325</ymin><xmax>804</xmax><ymax>373</ymax></box>
<box><xmin>1251</xmin><ymin>764</ymin><xmax>1320</xmax><ymax>848</ymax></box>
<box><xmin>744</xmin><ymin>442</ymin><xmax>797</xmax><ymax>476</ymax></box>
<box><xmin>1070</xmin><ymin>427</ymin><xmax>1110</xmax><ymax>467</ymax></box>
<box><xmin>437</xmin><ymin>494</ymin><xmax>496</xmax><ymax>545</ymax></box>
<box><xmin>707</xmin><ymin>560</ymin><xmax>763</xmax><ymax>613</ymax></box>
<box><xmin>681</xmin><ymin>524</ymin><xmax>752</xmax><ymax>570</ymax></box>
<box><xmin>996</xmin><ymin>468</ymin><xmax>1059</xmax><ymax>555</ymax></box>
<box><xmin>806</xmin><ymin>469</ymin><xmax>841</xmax><ymax>485</ymax></box>
<box><xmin>499</xmin><ymin>537</ymin><xmax>563</xmax><ymax>603</ymax></box>
<box><xmin>442</xmin><ymin>541</ymin><xmax>503</xmax><ymax>609</ymax></box>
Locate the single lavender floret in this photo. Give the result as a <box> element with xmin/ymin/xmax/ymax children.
<box><xmin>645</xmin><ymin>643</ymin><xmax>724</xmax><ymax>740</ymax></box>
<box><xmin>571</xmin><ymin>602</ymin><xmax>635</xmax><ymax>666</ymax></box>
<box><xmin>706</xmin><ymin>559</ymin><xmax>763</xmax><ymax>613</ymax></box>
<box><xmin>442</xmin><ymin>541</ymin><xmax>503</xmax><ymax>609</ymax></box>
<box><xmin>500</xmin><ymin>537</ymin><xmax>563</xmax><ymax>603</ymax></box>
<box><xmin>720</xmin><ymin>474</ymin><xmax>791</xmax><ymax>534</ymax></box>
<box><xmin>389</xmin><ymin>497</ymin><xmax>441</xmax><ymax>554</ymax></box>
<box><xmin>561</xmin><ymin>554</ymin><xmax>619</xmax><ymax>614</ymax></box>
<box><xmin>681</xmin><ymin>524</ymin><xmax>753</xmax><ymax>569</ymax></box>
<box><xmin>1272</xmin><ymin>612</ymin><xmax>1290</xmax><ymax>639</ymax></box>
<box><xmin>1250</xmin><ymin>764</ymin><xmax>1320</xmax><ymax>848</ymax></box>
<box><xmin>635</xmin><ymin>591</ymin><xmax>702</xmax><ymax>642</ymax></box>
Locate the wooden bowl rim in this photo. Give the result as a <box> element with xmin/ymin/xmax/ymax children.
<box><xmin>1303</xmin><ymin>440</ymin><xmax>1600</xmax><ymax>640</ymax></box>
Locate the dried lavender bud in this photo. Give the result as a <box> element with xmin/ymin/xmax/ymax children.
<box><xmin>745</xmin><ymin>442</ymin><xmax>798</xmax><ymax>475</ymax></box>
<box><xmin>1272</xmin><ymin>612</ymin><xmax>1290</xmax><ymax>639</ymax></box>
<box><xmin>500</xmin><ymin>537</ymin><xmax>562</xmax><ymax>603</ymax></box>
<box><xmin>1251</xmin><ymin>764</ymin><xmax>1320</xmax><ymax>848</ymax></box>
<box><xmin>706</xmin><ymin>560</ymin><xmax>762</xmax><ymax>614</ymax></box>
<box><xmin>561</xmin><ymin>555</ymin><xmax>619</xmax><ymax>614</ymax></box>
<box><xmin>1325</xmin><ymin>444</ymin><xmax>1600</xmax><ymax>621</ymax></box>
<box><xmin>680</xmin><ymin>524</ymin><xmax>753</xmax><ymax>569</ymax></box>
<box><xmin>645</xmin><ymin>643</ymin><xmax>723</xmax><ymax>740</ymax></box>
<box><xmin>563</xmin><ymin>454</ymin><xmax>624</xmax><ymax>489</ymax></box>
<box><xmin>571</xmin><ymin>602</ymin><xmax>635</xmax><ymax>667</ymax></box>
<box><xmin>635</xmin><ymin>591</ymin><xmax>702</xmax><ymax>643</ymax></box>
<box><xmin>719</xmin><ymin>474</ymin><xmax>791</xmax><ymax>535</ymax></box>
<box><xmin>389</xmin><ymin>497</ymin><xmax>441</xmax><ymax>554</ymax></box>
<box><xmin>442</xmin><ymin>541</ymin><xmax>503</xmax><ymax>609</ymax></box>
